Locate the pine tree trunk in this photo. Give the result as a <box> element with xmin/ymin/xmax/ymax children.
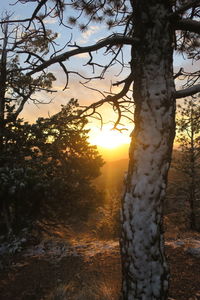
<box><xmin>0</xmin><ymin>21</ymin><xmax>8</xmax><ymax>155</ymax></box>
<box><xmin>189</xmin><ymin>112</ymin><xmax>196</xmax><ymax>230</ymax></box>
<box><xmin>120</xmin><ymin>1</ymin><xmax>176</xmax><ymax>299</ymax></box>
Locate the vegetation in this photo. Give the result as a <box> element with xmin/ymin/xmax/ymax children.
<box><xmin>0</xmin><ymin>99</ymin><xmax>104</xmax><ymax>238</ymax></box>
<box><xmin>0</xmin><ymin>15</ymin><xmax>57</xmax><ymax>153</ymax></box>
<box><xmin>175</xmin><ymin>98</ymin><xmax>200</xmax><ymax>230</ymax></box>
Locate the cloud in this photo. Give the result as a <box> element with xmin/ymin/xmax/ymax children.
<box><xmin>22</xmin><ymin>71</ymin><xmax>114</xmax><ymax>120</ymax></box>
<box><xmin>43</xmin><ymin>18</ymin><xmax>57</xmax><ymax>24</ymax></box>
<box><xmin>21</xmin><ymin>73</ymin><xmax>133</xmax><ymax>151</ymax></box>
<box><xmin>78</xmin><ymin>26</ymin><xmax>100</xmax><ymax>44</ymax></box>
<box><xmin>76</xmin><ymin>53</ymin><xmax>90</xmax><ymax>59</ymax></box>
<box><xmin>21</xmin><ymin>62</ymin><xmax>134</xmax><ymax>146</ymax></box>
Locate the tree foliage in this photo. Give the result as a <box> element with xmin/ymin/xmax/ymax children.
<box><xmin>175</xmin><ymin>98</ymin><xmax>200</xmax><ymax>229</ymax></box>
<box><xmin>0</xmin><ymin>13</ymin><xmax>57</xmax><ymax>137</ymax></box>
<box><xmin>0</xmin><ymin>99</ymin><xmax>104</xmax><ymax>236</ymax></box>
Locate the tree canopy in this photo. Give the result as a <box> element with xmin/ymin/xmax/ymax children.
<box><xmin>175</xmin><ymin>98</ymin><xmax>200</xmax><ymax>230</ymax></box>
<box><xmin>0</xmin><ymin>99</ymin><xmax>104</xmax><ymax>236</ymax></box>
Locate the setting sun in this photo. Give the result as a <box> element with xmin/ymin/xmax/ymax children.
<box><xmin>89</xmin><ymin>126</ymin><xmax>131</xmax><ymax>149</ymax></box>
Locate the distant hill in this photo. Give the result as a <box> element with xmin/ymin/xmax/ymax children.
<box><xmin>95</xmin><ymin>158</ymin><xmax>129</xmax><ymax>193</ymax></box>
<box><xmin>95</xmin><ymin>149</ymin><xmax>181</xmax><ymax>194</ymax></box>
<box><xmin>94</xmin><ymin>149</ymin><xmax>186</xmax><ymax>214</ymax></box>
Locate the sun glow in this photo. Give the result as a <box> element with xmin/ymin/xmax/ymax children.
<box><xmin>89</xmin><ymin>126</ymin><xmax>131</xmax><ymax>149</ymax></box>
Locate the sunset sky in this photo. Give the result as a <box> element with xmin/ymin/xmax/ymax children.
<box><xmin>1</xmin><ymin>1</ymin><xmax>199</xmax><ymax>159</ymax></box>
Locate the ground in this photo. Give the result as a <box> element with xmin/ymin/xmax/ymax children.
<box><xmin>0</xmin><ymin>222</ymin><xmax>200</xmax><ymax>300</ymax></box>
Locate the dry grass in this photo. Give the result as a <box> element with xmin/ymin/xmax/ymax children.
<box><xmin>47</xmin><ymin>276</ymin><xmax>120</xmax><ymax>300</ymax></box>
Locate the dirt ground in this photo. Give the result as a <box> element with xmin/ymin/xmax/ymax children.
<box><xmin>0</xmin><ymin>225</ymin><xmax>200</xmax><ymax>300</ymax></box>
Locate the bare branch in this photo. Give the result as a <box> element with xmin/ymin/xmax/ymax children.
<box><xmin>0</xmin><ymin>18</ymin><xmax>32</xmax><ymax>24</ymax></box>
<box><xmin>78</xmin><ymin>72</ymin><xmax>134</xmax><ymax>128</ymax></box>
<box><xmin>11</xmin><ymin>95</ymin><xmax>29</xmax><ymax>120</ymax></box>
<box><xmin>26</xmin><ymin>0</ymin><xmax>48</xmax><ymax>29</ymax></box>
<box><xmin>175</xmin><ymin>84</ymin><xmax>200</xmax><ymax>99</ymax></box>
<box><xmin>175</xmin><ymin>19</ymin><xmax>200</xmax><ymax>34</ymax></box>
<box><xmin>172</xmin><ymin>0</ymin><xmax>200</xmax><ymax>16</ymax></box>
<box><xmin>17</xmin><ymin>50</ymin><xmax>45</xmax><ymax>63</ymax></box>
<box><xmin>27</xmin><ymin>35</ymin><xmax>135</xmax><ymax>75</ymax></box>
<box><xmin>58</xmin><ymin>62</ymin><xmax>69</xmax><ymax>91</ymax></box>
<box><xmin>174</xmin><ymin>67</ymin><xmax>184</xmax><ymax>79</ymax></box>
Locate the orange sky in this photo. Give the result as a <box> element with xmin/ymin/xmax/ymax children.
<box><xmin>97</xmin><ymin>144</ymin><xmax>129</xmax><ymax>161</ymax></box>
<box><xmin>21</xmin><ymin>74</ymin><xmax>134</xmax><ymax>161</ymax></box>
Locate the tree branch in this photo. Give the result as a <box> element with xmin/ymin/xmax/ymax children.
<box><xmin>175</xmin><ymin>84</ymin><xmax>200</xmax><ymax>99</ymax></box>
<box><xmin>0</xmin><ymin>18</ymin><xmax>32</xmax><ymax>24</ymax></box>
<box><xmin>27</xmin><ymin>35</ymin><xmax>135</xmax><ymax>75</ymax></box>
<box><xmin>78</xmin><ymin>73</ymin><xmax>134</xmax><ymax>128</ymax></box>
<box><xmin>175</xmin><ymin>19</ymin><xmax>200</xmax><ymax>34</ymax></box>
<box><xmin>26</xmin><ymin>0</ymin><xmax>48</xmax><ymax>28</ymax></box>
<box><xmin>173</xmin><ymin>0</ymin><xmax>200</xmax><ymax>16</ymax></box>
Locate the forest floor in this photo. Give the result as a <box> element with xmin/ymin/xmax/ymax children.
<box><xmin>1</xmin><ymin>220</ymin><xmax>200</xmax><ymax>300</ymax></box>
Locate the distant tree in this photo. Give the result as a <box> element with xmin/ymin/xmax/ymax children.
<box><xmin>0</xmin><ymin>118</ymin><xmax>40</xmax><ymax>235</ymax></box>
<box><xmin>0</xmin><ymin>99</ymin><xmax>104</xmax><ymax>236</ymax></box>
<box><xmin>0</xmin><ymin>13</ymin><xmax>58</xmax><ymax>236</ymax></box>
<box><xmin>30</xmin><ymin>99</ymin><xmax>104</xmax><ymax>220</ymax></box>
<box><xmin>176</xmin><ymin>98</ymin><xmax>200</xmax><ymax>230</ymax></box>
<box><xmin>0</xmin><ymin>13</ymin><xmax>57</xmax><ymax>158</ymax></box>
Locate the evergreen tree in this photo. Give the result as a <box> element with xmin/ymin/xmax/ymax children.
<box><xmin>176</xmin><ymin>98</ymin><xmax>200</xmax><ymax>230</ymax></box>
<box><xmin>0</xmin><ymin>99</ymin><xmax>104</xmax><ymax>236</ymax></box>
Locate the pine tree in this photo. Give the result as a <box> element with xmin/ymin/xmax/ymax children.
<box><xmin>0</xmin><ymin>99</ymin><xmax>104</xmax><ymax>235</ymax></box>
<box><xmin>176</xmin><ymin>98</ymin><xmax>200</xmax><ymax>230</ymax></box>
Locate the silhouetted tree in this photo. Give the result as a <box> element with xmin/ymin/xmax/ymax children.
<box><xmin>0</xmin><ymin>13</ymin><xmax>57</xmax><ymax>157</ymax></box>
<box><xmin>176</xmin><ymin>98</ymin><xmax>200</xmax><ymax>230</ymax></box>
<box><xmin>0</xmin><ymin>100</ymin><xmax>103</xmax><ymax>236</ymax></box>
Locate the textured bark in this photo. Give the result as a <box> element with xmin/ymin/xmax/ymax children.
<box><xmin>189</xmin><ymin>111</ymin><xmax>196</xmax><ymax>230</ymax></box>
<box><xmin>120</xmin><ymin>1</ymin><xmax>176</xmax><ymax>299</ymax></box>
<box><xmin>0</xmin><ymin>21</ymin><xmax>8</xmax><ymax>154</ymax></box>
